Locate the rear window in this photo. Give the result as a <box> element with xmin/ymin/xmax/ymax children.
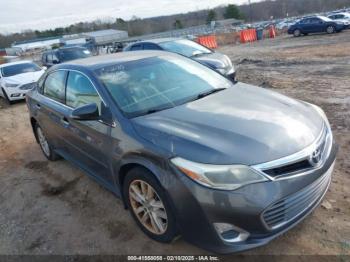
<box><xmin>1</xmin><ymin>63</ymin><xmax>41</xmax><ymax>77</ymax></box>
<box><xmin>58</xmin><ymin>49</ymin><xmax>91</xmax><ymax>62</ymax></box>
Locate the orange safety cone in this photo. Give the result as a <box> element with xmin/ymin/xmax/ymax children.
<box><xmin>269</xmin><ymin>26</ymin><xmax>276</xmax><ymax>38</ymax></box>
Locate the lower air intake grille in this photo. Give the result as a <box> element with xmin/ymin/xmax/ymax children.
<box><xmin>262</xmin><ymin>170</ymin><xmax>331</xmax><ymax>229</ymax></box>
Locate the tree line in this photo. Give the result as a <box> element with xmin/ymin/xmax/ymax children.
<box><xmin>1</xmin><ymin>0</ymin><xmax>350</xmax><ymax>49</ymax></box>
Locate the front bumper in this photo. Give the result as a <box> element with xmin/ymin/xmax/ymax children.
<box><xmin>166</xmin><ymin>142</ymin><xmax>338</xmax><ymax>254</ymax></box>
<box><xmin>3</xmin><ymin>86</ymin><xmax>32</xmax><ymax>101</ymax></box>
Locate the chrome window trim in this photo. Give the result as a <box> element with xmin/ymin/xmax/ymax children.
<box><xmin>252</xmin><ymin>122</ymin><xmax>333</xmax><ymax>181</ymax></box>
<box><xmin>39</xmin><ymin>68</ymin><xmax>116</xmax><ymax>128</ymax></box>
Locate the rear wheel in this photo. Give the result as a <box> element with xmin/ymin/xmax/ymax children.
<box><xmin>293</xmin><ymin>29</ymin><xmax>301</xmax><ymax>37</ymax></box>
<box><xmin>34</xmin><ymin>123</ymin><xmax>60</xmax><ymax>161</ymax></box>
<box><xmin>326</xmin><ymin>25</ymin><xmax>335</xmax><ymax>34</ymax></box>
<box><xmin>123</xmin><ymin>167</ymin><xmax>177</xmax><ymax>243</ymax></box>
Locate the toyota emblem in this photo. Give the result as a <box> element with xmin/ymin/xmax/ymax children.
<box><xmin>310</xmin><ymin>148</ymin><xmax>322</xmax><ymax>167</ymax></box>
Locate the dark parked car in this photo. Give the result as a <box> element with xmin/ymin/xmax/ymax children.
<box><xmin>124</xmin><ymin>38</ymin><xmax>236</xmax><ymax>81</ymax></box>
<box><xmin>41</xmin><ymin>47</ymin><xmax>92</xmax><ymax>68</ymax></box>
<box><xmin>288</xmin><ymin>16</ymin><xmax>345</xmax><ymax>37</ymax></box>
<box><xmin>26</xmin><ymin>51</ymin><xmax>337</xmax><ymax>253</ymax></box>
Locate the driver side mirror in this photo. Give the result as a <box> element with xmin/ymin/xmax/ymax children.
<box><xmin>70</xmin><ymin>103</ymin><xmax>100</xmax><ymax>121</ymax></box>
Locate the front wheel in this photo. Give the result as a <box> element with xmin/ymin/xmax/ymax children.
<box><xmin>124</xmin><ymin>167</ymin><xmax>178</xmax><ymax>243</ymax></box>
<box><xmin>293</xmin><ymin>29</ymin><xmax>301</xmax><ymax>37</ymax></box>
<box><xmin>326</xmin><ymin>26</ymin><xmax>335</xmax><ymax>34</ymax></box>
<box><xmin>1</xmin><ymin>88</ymin><xmax>13</xmax><ymax>105</ymax></box>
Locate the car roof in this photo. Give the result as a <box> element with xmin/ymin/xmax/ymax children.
<box><xmin>56</xmin><ymin>50</ymin><xmax>176</xmax><ymax>71</ymax></box>
<box><xmin>0</xmin><ymin>60</ymin><xmax>33</xmax><ymax>68</ymax></box>
<box><xmin>43</xmin><ymin>46</ymin><xmax>87</xmax><ymax>54</ymax></box>
<box><xmin>133</xmin><ymin>38</ymin><xmax>183</xmax><ymax>44</ymax></box>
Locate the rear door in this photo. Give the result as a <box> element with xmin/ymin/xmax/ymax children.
<box><xmin>36</xmin><ymin>70</ymin><xmax>70</xmax><ymax>152</ymax></box>
<box><xmin>312</xmin><ymin>18</ymin><xmax>326</xmax><ymax>32</ymax></box>
<box><xmin>62</xmin><ymin>70</ymin><xmax>113</xmax><ymax>184</ymax></box>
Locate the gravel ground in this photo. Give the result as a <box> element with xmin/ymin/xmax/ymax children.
<box><xmin>0</xmin><ymin>31</ymin><xmax>349</xmax><ymax>257</ymax></box>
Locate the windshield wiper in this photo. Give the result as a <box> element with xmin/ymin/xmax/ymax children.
<box><xmin>142</xmin><ymin>105</ymin><xmax>174</xmax><ymax>116</ymax></box>
<box><xmin>191</xmin><ymin>52</ymin><xmax>211</xmax><ymax>58</ymax></box>
<box><xmin>196</xmin><ymin>88</ymin><xmax>227</xmax><ymax>100</ymax></box>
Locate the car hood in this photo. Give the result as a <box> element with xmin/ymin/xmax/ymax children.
<box><xmin>193</xmin><ymin>52</ymin><xmax>231</xmax><ymax>69</ymax></box>
<box><xmin>3</xmin><ymin>70</ymin><xmax>45</xmax><ymax>85</ymax></box>
<box><xmin>132</xmin><ymin>83</ymin><xmax>324</xmax><ymax>165</ymax></box>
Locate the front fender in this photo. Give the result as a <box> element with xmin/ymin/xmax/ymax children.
<box><xmin>112</xmin><ymin>152</ymin><xmax>176</xmax><ymax>207</ymax></box>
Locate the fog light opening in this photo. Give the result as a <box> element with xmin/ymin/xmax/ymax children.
<box><xmin>213</xmin><ymin>223</ymin><xmax>250</xmax><ymax>243</ymax></box>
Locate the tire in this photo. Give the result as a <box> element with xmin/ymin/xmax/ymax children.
<box><xmin>2</xmin><ymin>88</ymin><xmax>13</xmax><ymax>105</ymax></box>
<box><xmin>123</xmin><ymin>167</ymin><xmax>178</xmax><ymax>243</ymax></box>
<box><xmin>34</xmin><ymin>123</ymin><xmax>60</xmax><ymax>161</ymax></box>
<box><xmin>293</xmin><ymin>29</ymin><xmax>301</xmax><ymax>37</ymax></box>
<box><xmin>326</xmin><ymin>25</ymin><xmax>335</xmax><ymax>34</ymax></box>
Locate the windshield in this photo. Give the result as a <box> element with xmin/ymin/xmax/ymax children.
<box><xmin>95</xmin><ymin>54</ymin><xmax>232</xmax><ymax>118</ymax></box>
<box><xmin>58</xmin><ymin>49</ymin><xmax>91</xmax><ymax>62</ymax></box>
<box><xmin>1</xmin><ymin>63</ymin><xmax>41</xmax><ymax>77</ymax></box>
<box><xmin>159</xmin><ymin>39</ymin><xmax>212</xmax><ymax>57</ymax></box>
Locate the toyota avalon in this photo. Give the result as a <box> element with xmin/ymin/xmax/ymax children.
<box><xmin>26</xmin><ymin>51</ymin><xmax>337</xmax><ymax>253</ymax></box>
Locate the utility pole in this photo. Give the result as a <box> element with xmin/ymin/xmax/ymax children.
<box><xmin>248</xmin><ymin>0</ymin><xmax>253</xmax><ymax>22</ymax></box>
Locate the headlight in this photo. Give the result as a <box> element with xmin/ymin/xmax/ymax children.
<box><xmin>5</xmin><ymin>82</ymin><xmax>19</xmax><ymax>88</ymax></box>
<box><xmin>171</xmin><ymin>157</ymin><xmax>269</xmax><ymax>190</ymax></box>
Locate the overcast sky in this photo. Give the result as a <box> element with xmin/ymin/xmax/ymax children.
<box><xmin>0</xmin><ymin>0</ymin><xmax>254</xmax><ymax>33</ymax></box>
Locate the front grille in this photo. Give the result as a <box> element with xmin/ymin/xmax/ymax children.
<box><xmin>263</xmin><ymin>160</ymin><xmax>312</xmax><ymax>177</ymax></box>
<box><xmin>260</xmin><ymin>123</ymin><xmax>331</xmax><ymax>179</ymax></box>
<box><xmin>262</xmin><ymin>169</ymin><xmax>331</xmax><ymax>229</ymax></box>
<box><xmin>19</xmin><ymin>82</ymin><xmax>36</xmax><ymax>90</ymax></box>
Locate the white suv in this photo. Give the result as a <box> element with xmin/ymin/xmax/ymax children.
<box><xmin>0</xmin><ymin>61</ymin><xmax>45</xmax><ymax>104</ymax></box>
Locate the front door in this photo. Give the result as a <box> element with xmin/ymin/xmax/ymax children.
<box><xmin>63</xmin><ymin>70</ymin><xmax>114</xmax><ymax>184</ymax></box>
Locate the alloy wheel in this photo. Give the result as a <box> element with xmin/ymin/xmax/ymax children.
<box><xmin>294</xmin><ymin>29</ymin><xmax>301</xmax><ymax>37</ymax></box>
<box><xmin>129</xmin><ymin>180</ymin><xmax>168</xmax><ymax>235</ymax></box>
<box><xmin>327</xmin><ymin>26</ymin><xmax>335</xmax><ymax>34</ymax></box>
<box><xmin>37</xmin><ymin>127</ymin><xmax>50</xmax><ymax>157</ymax></box>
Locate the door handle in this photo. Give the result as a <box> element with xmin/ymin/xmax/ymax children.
<box><xmin>61</xmin><ymin>116</ymin><xmax>69</xmax><ymax>125</ymax></box>
<box><xmin>36</xmin><ymin>103</ymin><xmax>41</xmax><ymax>109</ymax></box>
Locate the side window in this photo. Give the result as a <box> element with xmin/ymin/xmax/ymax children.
<box><xmin>131</xmin><ymin>44</ymin><xmax>142</xmax><ymax>51</ymax></box>
<box><xmin>43</xmin><ymin>71</ymin><xmax>66</xmax><ymax>103</ymax></box>
<box><xmin>66</xmin><ymin>71</ymin><xmax>101</xmax><ymax>112</ymax></box>
<box><xmin>37</xmin><ymin>74</ymin><xmax>46</xmax><ymax>93</ymax></box>
<box><xmin>52</xmin><ymin>52</ymin><xmax>59</xmax><ymax>63</ymax></box>
<box><xmin>46</xmin><ymin>53</ymin><xmax>53</xmax><ymax>64</ymax></box>
<box><xmin>143</xmin><ymin>43</ymin><xmax>161</xmax><ymax>50</ymax></box>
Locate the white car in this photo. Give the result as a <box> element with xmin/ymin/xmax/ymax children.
<box><xmin>0</xmin><ymin>61</ymin><xmax>45</xmax><ymax>104</ymax></box>
<box><xmin>328</xmin><ymin>13</ymin><xmax>350</xmax><ymax>27</ymax></box>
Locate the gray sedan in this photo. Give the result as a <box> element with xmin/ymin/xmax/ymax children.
<box><xmin>26</xmin><ymin>51</ymin><xmax>337</xmax><ymax>253</ymax></box>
